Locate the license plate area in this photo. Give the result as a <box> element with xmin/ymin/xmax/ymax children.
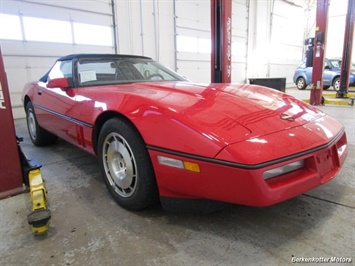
<box><xmin>316</xmin><ymin>148</ymin><xmax>336</xmax><ymax>177</ymax></box>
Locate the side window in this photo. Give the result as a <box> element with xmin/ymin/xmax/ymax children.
<box><xmin>299</xmin><ymin>62</ymin><xmax>306</xmax><ymax>69</ymax></box>
<box><xmin>48</xmin><ymin>60</ymin><xmax>72</xmax><ymax>81</ymax></box>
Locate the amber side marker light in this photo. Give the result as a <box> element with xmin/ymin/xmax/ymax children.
<box><xmin>157</xmin><ymin>155</ymin><xmax>201</xmax><ymax>173</ymax></box>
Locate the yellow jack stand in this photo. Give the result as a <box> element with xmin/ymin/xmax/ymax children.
<box><xmin>27</xmin><ymin>168</ymin><xmax>51</xmax><ymax>234</ymax></box>
<box><xmin>17</xmin><ymin>135</ymin><xmax>51</xmax><ymax>234</ymax></box>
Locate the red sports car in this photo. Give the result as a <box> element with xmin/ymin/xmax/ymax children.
<box><xmin>22</xmin><ymin>54</ymin><xmax>348</xmax><ymax>211</ymax></box>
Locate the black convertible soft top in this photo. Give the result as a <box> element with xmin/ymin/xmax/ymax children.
<box><xmin>57</xmin><ymin>53</ymin><xmax>152</xmax><ymax>61</ymax></box>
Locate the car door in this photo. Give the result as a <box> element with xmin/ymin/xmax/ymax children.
<box><xmin>32</xmin><ymin>60</ymin><xmax>79</xmax><ymax>143</ymax></box>
<box><xmin>323</xmin><ymin>60</ymin><xmax>333</xmax><ymax>86</ymax></box>
<box><xmin>304</xmin><ymin>66</ymin><xmax>313</xmax><ymax>84</ymax></box>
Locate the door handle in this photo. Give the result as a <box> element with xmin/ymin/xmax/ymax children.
<box><xmin>38</xmin><ymin>89</ymin><xmax>43</xmax><ymax>95</ymax></box>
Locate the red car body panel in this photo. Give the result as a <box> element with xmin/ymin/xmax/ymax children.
<box><xmin>22</xmin><ymin>58</ymin><xmax>348</xmax><ymax>207</ymax></box>
<box><xmin>150</xmin><ymin>123</ymin><xmax>347</xmax><ymax>206</ymax></box>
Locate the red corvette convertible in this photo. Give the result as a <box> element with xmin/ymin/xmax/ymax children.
<box><xmin>22</xmin><ymin>54</ymin><xmax>348</xmax><ymax>211</ymax></box>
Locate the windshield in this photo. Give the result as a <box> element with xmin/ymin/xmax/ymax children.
<box><xmin>76</xmin><ymin>57</ymin><xmax>186</xmax><ymax>86</ymax></box>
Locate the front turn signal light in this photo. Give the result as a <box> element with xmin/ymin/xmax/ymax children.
<box><xmin>157</xmin><ymin>155</ymin><xmax>200</xmax><ymax>173</ymax></box>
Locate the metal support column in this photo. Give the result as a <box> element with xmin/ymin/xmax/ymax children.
<box><xmin>0</xmin><ymin>47</ymin><xmax>24</xmax><ymax>198</ymax></box>
<box><xmin>310</xmin><ymin>0</ymin><xmax>329</xmax><ymax>105</ymax></box>
<box><xmin>337</xmin><ymin>0</ymin><xmax>355</xmax><ymax>98</ymax></box>
<box><xmin>110</xmin><ymin>0</ymin><xmax>118</xmax><ymax>54</ymax></box>
<box><xmin>211</xmin><ymin>0</ymin><xmax>232</xmax><ymax>83</ymax></box>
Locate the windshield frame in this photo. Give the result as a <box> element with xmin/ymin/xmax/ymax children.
<box><xmin>73</xmin><ymin>57</ymin><xmax>187</xmax><ymax>87</ymax></box>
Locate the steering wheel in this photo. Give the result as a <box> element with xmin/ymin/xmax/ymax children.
<box><xmin>146</xmin><ymin>73</ymin><xmax>164</xmax><ymax>80</ymax></box>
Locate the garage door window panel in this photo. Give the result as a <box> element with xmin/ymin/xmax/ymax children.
<box><xmin>0</xmin><ymin>14</ymin><xmax>22</xmax><ymax>40</ymax></box>
<box><xmin>73</xmin><ymin>23</ymin><xmax>112</xmax><ymax>46</ymax></box>
<box><xmin>23</xmin><ymin>17</ymin><xmax>72</xmax><ymax>43</ymax></box>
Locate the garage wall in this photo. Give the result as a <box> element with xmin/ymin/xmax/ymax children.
<box><xmin>327</xmin><ymin>0</ymin><xmax>355</xmax><ymax>61</ymax></box>
<box><xmin>231</xmin><ymin>0</ymin><xmax>250</xmax><ymax>84</ymax></box>
<box><xmin>174</xmin><ymin>0</ymin><xmax>249</xmax><ymax>83</ymax></box>
<box><xmin>1</xmin><ymin>0</ymin><xmax>351</xmax><ymax>119</ymax></box>
<box><xmin>247</xmin><ymin>0</ymin><xmax>305</xmax><ymax>86</ymax></box>
<box><xmin>269</xmin><ymin>1</ymin><xmax>305</xmax><ymax>83</ymax></box>
<box><xmin>174</xmin><ymin>0</ymin><xmax>211</xmax><ymax>83</ymax></box>
<box><xmin>116</xmin><ymin>0</ymin><xmax>305</xmax><ymax>84</ymax></box>
<box><xmin>115</xmin><ymin>0</ymin><xmax>175</xmax><ymax>69</ymax></box>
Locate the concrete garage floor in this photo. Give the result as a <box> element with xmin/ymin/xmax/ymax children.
<box><xmin>0</xmin><ymin>88</ymin><xmax>354</xmax><ymax>266</ymax></box>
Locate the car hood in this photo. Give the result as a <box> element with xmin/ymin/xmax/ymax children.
<box><xmin>74</xmin><ymin>81</ymin><xmax>327</xmax><ymax>158</ymax></box>
<box><xmin>131</xmin><ymin>82</ymin><xmax>325</xmax><ymax>145</ymax></box>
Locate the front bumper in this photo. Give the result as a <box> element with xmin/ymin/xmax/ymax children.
<box><xmin>148</xmin><ymin>130</ymin><xmax>347</xmax><ymax>207</ymax></box>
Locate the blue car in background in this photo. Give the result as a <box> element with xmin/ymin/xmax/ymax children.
<box><xmin>293</xmin><ymin>58</ymin><xmax>355</xmax><ymax>90</ymax></box>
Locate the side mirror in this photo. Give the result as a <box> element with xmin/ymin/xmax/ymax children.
<box><xmin>324</xmin><ymin>65</ymin><xmax>330</xmax><ymax>70</ymax></box>
<box><xmin>47</xmin><ymin>78</ymin><xmax>69</xmax><ymax>90</ymax></box>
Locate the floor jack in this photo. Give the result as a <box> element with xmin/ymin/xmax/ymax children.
<box><xmin>17</xmin><ymin>136</ymin><xmax>51</xmax><ymax>234</ymax></box>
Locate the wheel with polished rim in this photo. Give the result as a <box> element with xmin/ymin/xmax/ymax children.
<box><xmin>333</xmin><ymin>77</ymin><xmax>340</xmax><ymax>91</ymax></box>
<box><xmin>296</xmin><ymin>77</ymin><xmax>307</xmax><ymax>90</ymax></box>
<box><xmin>98</xmin><ymin>118</ymin><xmax>158</xmax><ymax>210</ymax></box>
<box><xmin>25</xmin><ymin>101</ymin><xmax>58</xmax><ymax>146</ymax></box>
<box><xmin>102</xmin><ymin>132</ymin><xmax>137</xmax><ymax>197</ymax></box>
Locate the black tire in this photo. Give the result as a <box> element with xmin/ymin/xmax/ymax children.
<box><xmin>25</xmin><ymin>101</ymin><xmax>58</xmax><ymax>146</ymax></box>
<box><xmin>296</xmin><ymin>77</ymin><xmax>307</xmax><ymax>90</ymax></box>
<box><xmin>97</xmin><ymin>118</ymin><xmax>158</xmax><ymax>210</ymax></box>
<box><xmin>323</xmin><ymin>86</ymin><xmax>330</xmax><ymax>90</ymax></box>
<box><xmin>333</xmin><ymin>77</ymin><xmax>340</xmax><ymax>91</ymax></box>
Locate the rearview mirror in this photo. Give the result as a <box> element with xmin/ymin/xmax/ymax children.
<box><xmin>47</xmin><ymin>78</ymin><xmax>69</xmax><ymax>89</ymax></box>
